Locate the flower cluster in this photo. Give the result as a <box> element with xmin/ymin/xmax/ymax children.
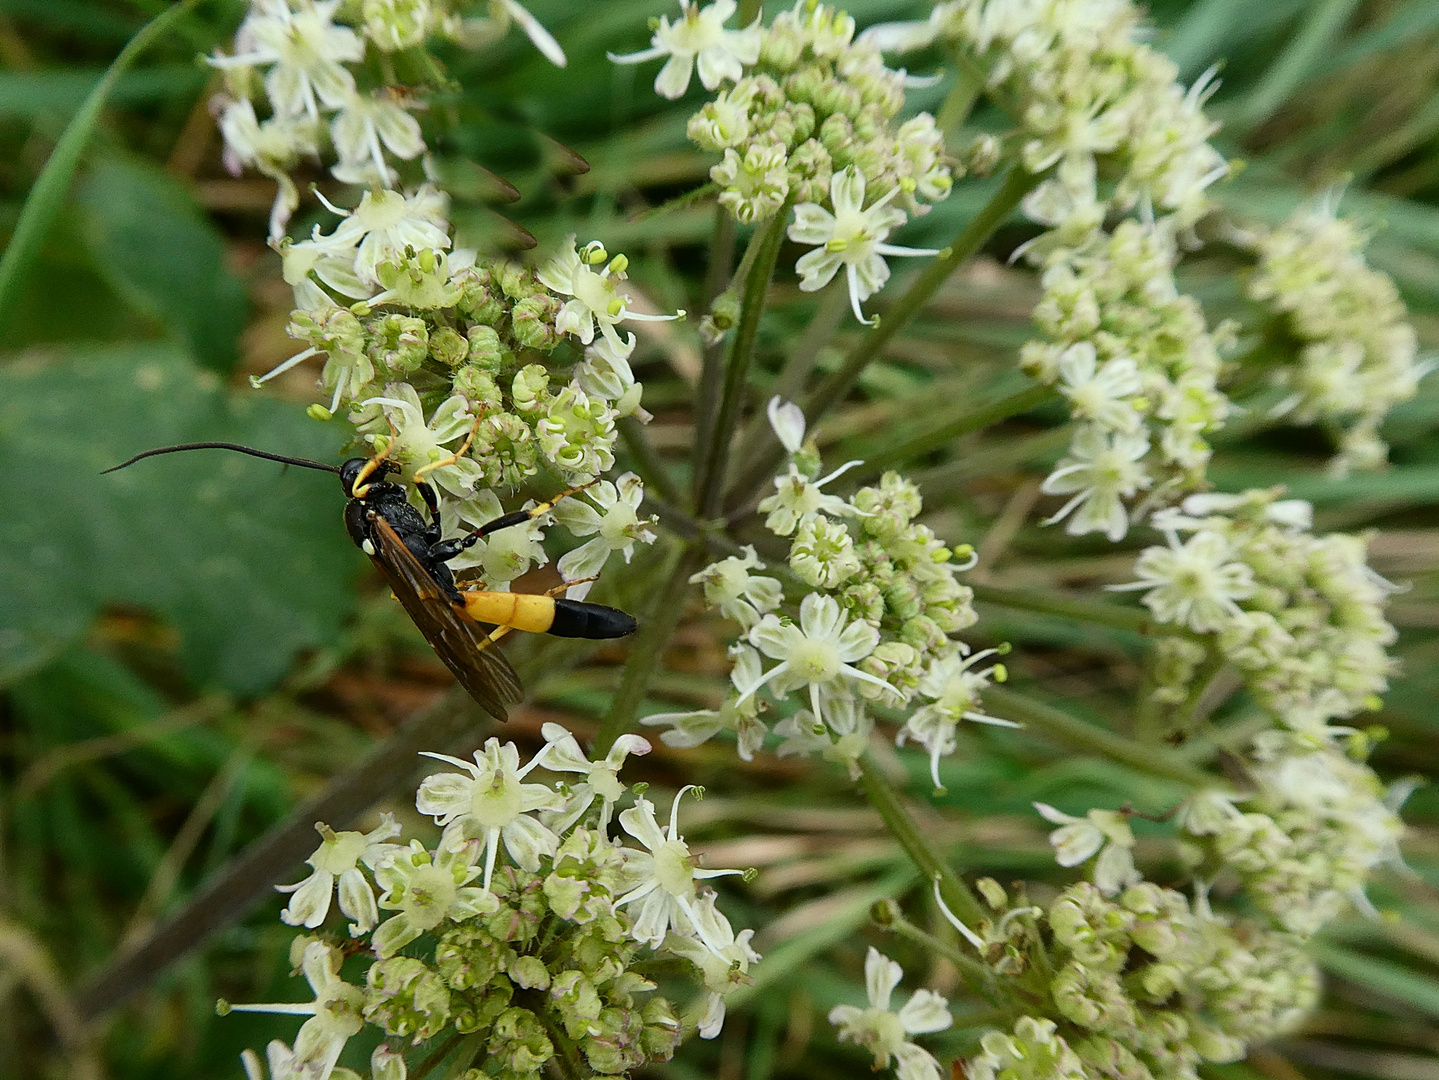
<box><xmin>869</xmin><ymin>0</ymin><xmax>1229</xmax><ymax>230</ymax></box>
<box><xmin>210</xmin><ymin>0</ymin><xmax>565</xmax><ymax>236</ymax></box>
<box><xmin>865</xmin><ymin>0</ymin><xmax>1237</xmax><ymax>537</ymax></box>
<box><xmin>962</xmin><ymin>881</ymin><xmax>1320</xmax><ymax>1080</ymax></box>
<box><xmin>619</xmin><ymin>1</ymin><xmax>953</xmax><ymax>323</ymax></box>
<box><xmin>646</xmin><ymin>399</ymin><xmax>1007</xmax><ymax>787</ymax></box>
<box><xmin>227</xmin><ymin>726</ymin><xmax>757</xmax><ymax>1080</ymax></box>
<box><xmin>1241</xmin><ymin>196</ymin><xmax>1427</xmax><ymax>475</ymax></box>
<box><xmin>260</xmin><ymin>191</ymin><xmax>664</xmax><ymax>593</ymax></box>
<box><xmin>1022</xmin><ymin>221</ymin><xmax>1235</xmax><ymax>541</ymax></box>
<box><xmin>1121</xmin><ymin>489</ymin><xmax>1398</xmax><ymax>729</ymax></box>
<box><xmin>1181</xmin><ymin>730</ymin><xmax>1411</xmax><ymax>938</ymax></box>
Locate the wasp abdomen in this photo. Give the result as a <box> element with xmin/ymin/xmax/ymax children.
<box><xmin>549</xmin><ymin>599</ymin><xmax>638</xmax><ymax>639</ymax></box>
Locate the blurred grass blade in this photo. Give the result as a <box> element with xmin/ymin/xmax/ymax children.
<box><xmin>1163</xmin><ymin>0</ymin><xmax>1252</xmax><ymax>77</ymax></box>
<box><xmin>1229</xmin><ymin>0</ymin><xmax>1361</xmax><ymax>131</ymax></box>
<box><xmin>0</xmin><ymin>0</ymin><xmax>205</xmax><ymax>339</ymax></box>
<box><xmin>1311</xmin><ymin>942</ymin><xmax>1439</xmax><ymax>1019</ymax></box>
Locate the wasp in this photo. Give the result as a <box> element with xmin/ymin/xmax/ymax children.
<box><xmin>104</xmin><ymin>441</ymin><xmax>636</xmax><ymax>721</ymax></box>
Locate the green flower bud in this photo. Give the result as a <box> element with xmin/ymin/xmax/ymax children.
<box><xmin>639</xmin><ymin>998</ymin><xmax>681</xmax><ymax>1061</ymax></box>
<box><xmin>508</xmin><ymin>955</ymin><xmax>551</xmax><ymax>991</ymax></box>
<box><xmin>430</xmin><ymin>326</ymin><xmax>469</xmax><ymax>368</ymax></box>
<box><xmin>453</xmin><ymin>365</ymin><xmax>503</xmax><ymax>411</ymax></box>
<box><xmin>496</xmin><ymin>260</ymin><xmax>541</xmax><ymax>300</ymax></box>
<box><xmin>1051</xmin><ymin>961</ymin><xmax>1137</xmax><ymax>1033</ymax></box>
<box><xmin>512</xmin><ymin>365</ymin><xmax>552</xmax><ymax>414</ymax></box>
<box><xmin>435</xmin><ymin>924</ymin><xmax>506</xmax><ymax>991</ymax></box>
<box><xmin>512</xmin><ymin>294</ymin><xmax>562</xmax><ymax>350</ymax></box>
<box><xmin>473</xmin><ymin>412</ymin><xmax>539</xmax><ymax>488</ymax></box>
<box><xmin>489</xmin><ymin>1007</ymin><xmax>553</xmax><ymax>1078</ymax></box>
<box><xmin>367</xmin><ymin>313</ymin><xmax>429</xmax><ymax>378</ymax></box>
<box><xmin>364</xmin><ymin>956</ymin><xmax>453</xmax><ymax>1042</ymax></box>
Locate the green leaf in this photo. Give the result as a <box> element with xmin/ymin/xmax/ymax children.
<box><xmin>78</xmin><ymin>157</ymin><xmax>248</xmax><ymax>373</ymax></box>
<box><xmin>0</xmin><ymin>0</ymin><xmax>205</xmax><ymax>336</ymax></box>
<box><xmin>0</xmin><ymin>344</ymin><xmax>360</xmax><ymax>693</ymax></box>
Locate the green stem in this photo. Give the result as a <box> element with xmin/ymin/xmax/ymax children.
<box><xmin>873</xmin><ymin>899</ymin><xmax>1004</xmax><ymax>1003</ymax></box>
<box><xmin>0</xmin><ymin>0</ymin><xmax>207</xmax><ymax>334</ymax></box>
<box><xmin>592</xmin><ymin>542</ymin><xmax>704</xmax><ymax>754</ymax></box>
<box><xmin>858</xmin><ymin>383</ymin><xmax>1054</xmax><ymax>478</ymax></box>
<box><xmin>982</xmin><ymin>686</ymin><xmax>1214</xmax><ymax>789</ymax></box>
<box><xmin>728</xmin><ymin>166</ymin><xmax>1042</xmax><ymax>505</ymax></box>
<box><xmin>617</xmin><ymin>415</ymin><xmax>684</xmax><ymax>509</ymax></box>
<box><xmin>408</xmin><ymin>1035</ymin><xmax>463</xmax><ymax>1080</ymax></box>
<box><xmin>854</xmin><ymin>753</ymin><xmax>986</xmax><ymax>928</ymax></box>
<box><xmin>936</xmin><ymin>58</ymin><xmax>984</xmax><ymax>134</ymax></box>
<box><xmin>696</xmin><ymin>210</ymin><xmax>789</xmax><ymax>517</ymax></box>
<box><xmin>968</xmin><ymin>582</ymin><xmax>1179</xmax><ymax>637</ymax></box>
<box><xmin>690</xmin><ymin>206</ymin><xmax>739</xmax><ymax>505</ymax></box>
<box><xmin>441</xmin><ymin>1034</ymin><xmax>485</xmax><ymax>1080</ymax></box>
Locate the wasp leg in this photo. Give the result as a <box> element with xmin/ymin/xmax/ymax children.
<box><xmin>431</xmin><ymin>480</ymin><xmax>599</xmax><ymax>563</ymax></box>
<box><xmin>415</xmin><ymin>479</ymin><xmax>444</xmax><ymax>543</ymax></box>
<box><xmin>413</xmin><ymin>411</ymin><xmax>484</xmax><ymax>486</ymax></box>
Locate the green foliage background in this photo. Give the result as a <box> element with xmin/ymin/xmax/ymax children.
<box><xmin>1</xmin><ymin>1</ymin><xmax>1438</xmax><ymax>1078</ymax></box>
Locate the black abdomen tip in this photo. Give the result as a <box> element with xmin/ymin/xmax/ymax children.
<box><xmin>550</xmin><ymin>599</ymin><xmax>638</xmax><ymax>639</ymax></box>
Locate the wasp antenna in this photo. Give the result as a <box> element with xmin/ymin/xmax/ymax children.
<box><xmin>102</xmin><ymin>442</ymin><xmax>342</xmax><ymax>475</ymax></box>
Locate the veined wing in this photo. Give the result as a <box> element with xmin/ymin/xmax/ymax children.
<box><xmin>365</xmin><ymin>514</ymin><xmax>524</xmax><ymax>721</ymax></box>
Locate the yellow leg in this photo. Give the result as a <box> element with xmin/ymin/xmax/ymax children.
<box><xmin>414</xmin><ymin>410</ymin><xmax>485</xmax><ymax>485</ymax></box>
<box><xmin>352</xmin><ymin>415</ymin><xmax>399</xmax><ymax>498</ymax></box>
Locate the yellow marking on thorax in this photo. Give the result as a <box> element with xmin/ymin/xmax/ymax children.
<box><xmin>461</xmin><ymin>590</ymin><xmax>556</xmax><ymax>633</ymax></box>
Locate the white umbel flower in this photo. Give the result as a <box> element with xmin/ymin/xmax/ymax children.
<box><xmin>277</xmin><ymin>815</ymin><xmax>403</xmax><ymax>935</ymax></box>
<box><xmin>743</xmin><ymin>593</ymin><xmax>898</xmax><ymax>725</ymax></box>
<box><xmin>899</xmin><ymin>648</ymin><xmax>1019</xmax><ymax>789</ymax></box>
<box><xmin>1041</xmin><ymin>426</ymin><xmax>1151</xmax><ymax>541</ymax></box>
<box><xmin>1034</xmin><ymin>803</ymin><xmax>1142</xmax><ymax>896</ymax></box>
<box><xmin>1056</xmin><ymin>342</ymin><xmax>1143</xmax><ymax>434</ymax></box>
<box><xmin>830</xmin><ymin>947</ymin><xmax>952</xmax><ymax>1080</ymax></box>
<box><xmin>415</xmin><ymin>739</ymin><xmax>565</xmax><ymax>889</ymax></box>
<box><xmin>662</xmin><ymin>892</ymin><xmax>760</xmax><ymax>1039</ymax></box>
<box><xmin>313</xmin><ymin>185</ymin><xmax>451</xmax><ymax>288</ymax></box>
<box><xmin>616</xmin><ymin>788</ymin><xmax>743</xmax><ymax>953</ymax></box>
<box><xmin>538</xmin><ymin>237</ymin><xmax>684</xmax><ymax>355</ymax></box>
<box><xmin>329</xmin><ymin>90</ymin><xmax>425</xmax><ymax>186</ymax></box>
<box><xmin>608</xmin><ymin>1</ymin><xmax>761</xmax><ymax>100</ymax></box>
<box><xmin>225</xmin><ymin>941</ymin><xmax>364</xmax><ymax>1080</ymax></box>
<box><xmin>211</xmin><ymin>0</ymin><xmax>364</xmax><ymax>122</ymax></box>
<box><xmin>788</xmin><ymin>166</ymin><xmax>940</xmax><ymax>325</ymax></box>
<box><xmin>447</xmin><ymin>489</ymin><xmax>549</xmax><ymax>588</ymax></box>
<box><xmin>1111</xmin><ymin>528</ymin><xmax>1256</xmax><ymax>632</ymax></box>
<box><xmin>553</xmin><ymin>472</ymin><xmax>658</xmax><ymax>598</ymax></box>
<box><xmin>539</xmin><ymin>721</ymin><xmax>651</xmax><ymax>832</ymax></box>
<box><xmin>358</xmin><ymin>385</ymin><xmax>484</xmax><ymax>496</ymax></box>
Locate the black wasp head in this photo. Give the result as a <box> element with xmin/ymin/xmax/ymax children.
<box><xmin>340</xmin><ymin>457</ymin><xmax>401</xmax><ymax>499</ymax></box>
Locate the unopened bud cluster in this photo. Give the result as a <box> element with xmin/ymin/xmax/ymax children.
<box><xmin>227</xmin><ymin>727</ymin><xmax>757</xmax><ymax>1080</ymax></box>
<box><xmin>1242</xmin><ymin>197</ymin><xmax>1426</xmax><ymax>475</ymax></box>
<box><xmin>964</xmin><ymin>881</ymin><xmax>1320</xmax><ymax>1080</ymax></box>
<box><xmin>210</xmin><ymin>0</ymin><xmax>565</xmax><ymax>236</ymax></box>
<box><xmin>647</xmin><ymin>399</ymin><xmax>1007</xmax><ymax>789</ymax></box>
<box><xmin>261</xmin><ymin>192</ymin><xmax>665</xmax><ymax>592</ymax></box>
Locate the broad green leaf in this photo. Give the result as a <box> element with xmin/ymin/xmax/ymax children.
<box><xmin>0</xmin><ymin>344</ymin><xmax>360</xmax><ymax>693</ymax></box>
<box><xmin>78</xmin><ymin>157</ymin><xmax>248</xmax><ymax>373</ymax></box>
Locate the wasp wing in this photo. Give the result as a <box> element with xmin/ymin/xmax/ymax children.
<box><xmin>366</xmin><ymin>514</ymin><xmax>524</xmax><ymax>721</ymax></box>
